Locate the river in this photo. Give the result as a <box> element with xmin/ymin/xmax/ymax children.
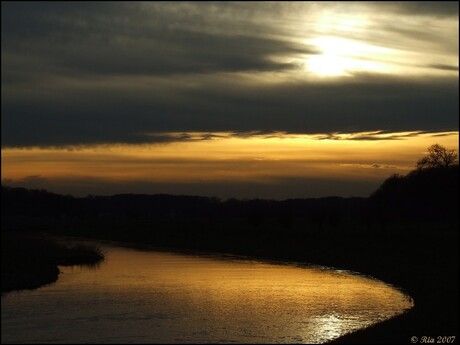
<box><xmin>1</xmin><ymin>241</ymin><xmax>413</xmax><ymax>343</ymax></box>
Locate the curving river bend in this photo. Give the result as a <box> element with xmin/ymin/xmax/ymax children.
<box><xmin>1</xmin><ymin>242</ymin><xmax>413</xmax><ymax>343</ymax></box>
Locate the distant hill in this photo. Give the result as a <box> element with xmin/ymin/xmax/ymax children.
<box><xmin>367</xmin><ymin>165</ymin><xmax>458</xmax><ymax>225</ymax></box>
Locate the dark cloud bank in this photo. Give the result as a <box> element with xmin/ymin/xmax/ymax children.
<box><xmin>1</xmin><ymin>2</ymin><xmax>458</xmax><ymax>148</ymax></box>
<box><xmin>2</xmin><ymin>74</ymin><xmax>457</xmax><ymax>147</ymax></box>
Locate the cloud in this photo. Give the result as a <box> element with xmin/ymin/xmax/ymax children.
<box><xmin>1</xmin><ymin>2</ymin><xmax>317</xmax><ymax>81</ymax></box>
<box><xmin>430</xmin><ymin>132</ymin><xmax>458</xmax><ymax>137</ymax></box>
<box><xmin>2</xmin><ymin>72</ymin><xmax>458</xmax><ymax>147</ymax></box>
<box><xmin>315</xmin><ymin>130</ymin><xmax>436</xmax><ymax>141</ymax></box>
<box><xmin>340</xmin><ymin>163</ymin><xmax>399</xmax><ymax>170</ymax></box>
<box><xmin>428</xmin><ymin>64</ymin><xmax>459</xmax><ymax>71</ymax></box>
<box><xmin>378</xmin><ymin>1</ymin><xmax>459</xmax><ymax>17</ymax></box>
<box><xmin>3</xmin><ymin>175</ymin><xmax>48</xmax><ymax>189</ymax></box>
<box><xmin>1</xmin><ymin>2</ymin><xmax>458</xmax><ymax>148</ymax></box>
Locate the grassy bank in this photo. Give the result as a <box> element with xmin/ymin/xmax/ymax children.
<box><xmin>1</xmin><ymin>231</ymin><xmax>104</xmax><ymax>294</ymax></box>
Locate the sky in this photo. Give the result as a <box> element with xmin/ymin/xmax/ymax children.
<box><xmin>1</xmin><ymin>1</ymin><xmax>458</xmax><ymax>199</ymax></box>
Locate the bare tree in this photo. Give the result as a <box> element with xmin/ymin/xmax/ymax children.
<box><xmin>416</xmin><ymin>144</ymin><xmax>458</xmax><ymax>169</ymax></box>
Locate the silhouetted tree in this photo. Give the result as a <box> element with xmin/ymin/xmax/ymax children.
<box><xmin>416</xmin><ymin>144</ymin><xmax>458</xmax><ymax>169</ymax></box>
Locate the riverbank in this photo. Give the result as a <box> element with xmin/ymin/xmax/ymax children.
<box><xmin>1</xmin><ymin>231</ymin><xmax>104</xmax><ymax>294</ymax></box>
<box><xmin>326</xmin><ymin>227</ymin><xmax>459</xmax><ymax>344</ymax></box>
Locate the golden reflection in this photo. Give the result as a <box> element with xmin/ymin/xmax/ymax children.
<box><xmin>57</xmin><ymin>246</ymin><xmax>414</xmax><ymax>343</ymax></box>
<box><xmin>308</xmin><ymin>314</ymin><xmax>346</xmax><ymax>342</ymax></box>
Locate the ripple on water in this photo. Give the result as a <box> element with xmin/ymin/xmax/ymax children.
<box><xmin>1</xmin><ymin>243</ymin><xmax>413</xmax><ymax>344</ymax></box>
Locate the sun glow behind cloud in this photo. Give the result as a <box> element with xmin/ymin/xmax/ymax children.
<box><xmin>306</xmin><ymin>36</ymin><xmax>395</xmax><ymax>76</ymax></box>
<box><xmin>298</xmin><ymin>6</ymin><xmax>458</xmax><ymax>78</ymax></box>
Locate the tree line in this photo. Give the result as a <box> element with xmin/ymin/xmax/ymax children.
<box><xmin>1</xmin><ymin>144</ymin><xmax>458</xmax><ymax>231</ymax></box>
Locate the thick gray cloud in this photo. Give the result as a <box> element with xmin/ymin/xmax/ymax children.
<box><xmin>428</xmin><ymin>64</ymin><xmax>459</xmax><ymax>71</ymax></box>
<box><xmin>377</xmin><ymin>1</ymin><xmax>458</xmax><ymax>17</ymax></box>
<box><xmin>1</xmin><ymin>1</ymin><xmax>458</xmax><ymax>148</ymax></box>
<box><xmin>1</xmin><ymin>2</ymin><xmax>315</xmax><ymax>78</ymax></box>
<box><xmin>2</xmin><ymin>72</ymin><xmax>457</xmax><ymax>147</ymax></box>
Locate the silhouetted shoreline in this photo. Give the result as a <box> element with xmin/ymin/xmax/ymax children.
<box><xmin>1</xmin><ymin>231</ymin><xmax>104</xmax><ymax>294</ymax></box>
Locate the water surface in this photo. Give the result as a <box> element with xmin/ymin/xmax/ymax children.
<box><xmin>1</xmin><ymin>242</ymin><xmax>413</xmax><ymax>343</ymax></box>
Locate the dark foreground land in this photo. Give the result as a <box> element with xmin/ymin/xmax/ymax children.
<box><xmin>1</xmin><ymin>166</ymin><xmax>458</xmax><ymax>343</ymax></box>
<box><xmin>1</xmin><ymin>231</ymin><xmax>104</xmax><ymax>294</ymax></box>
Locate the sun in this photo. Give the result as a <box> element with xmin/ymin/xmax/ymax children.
<box><xmin>305</xmin><ymin>36</ymin><xmax>391</xmax><ymax>77</ymax></box>
<box><xmin>306</xmin><ymin>36</ymin><xmax>366</xmax><ymax>77</ymax></box>
<box><xmin>307</xmin><ymin>54</ymin><xmax>349</xmax><ymax>77</ymax></box>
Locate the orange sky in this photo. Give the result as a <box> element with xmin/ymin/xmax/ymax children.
<box><xmin>2</xmin><ymin>131</ymin><xmax>457</xmax><ymax>199</ymax></box>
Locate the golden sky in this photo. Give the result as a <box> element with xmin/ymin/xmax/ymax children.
<box><xmin>2</xmin><ymin>131</ymin><xmax>458</xmax><ymax>198</ymax></box>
